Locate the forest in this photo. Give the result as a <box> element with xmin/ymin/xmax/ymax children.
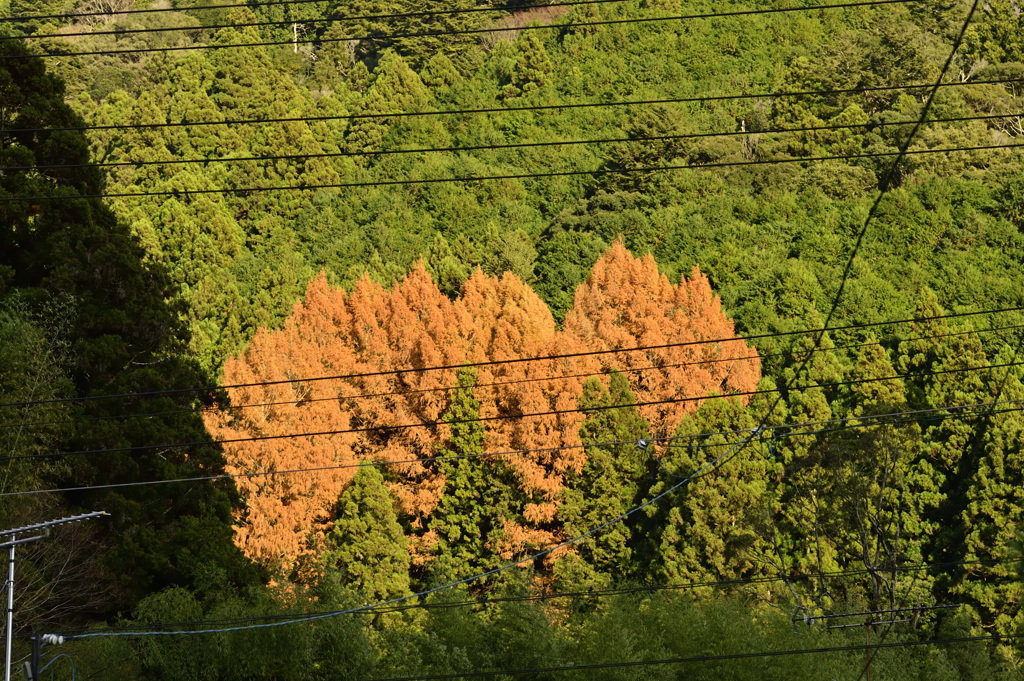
<box><xmin>1</xmin><ymin>0</ymin><xmax>1024</xmax><ymax>678</ymax></box>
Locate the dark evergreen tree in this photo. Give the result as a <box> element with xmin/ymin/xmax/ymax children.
<box><xmin>323</xmin><ymin>465</ymin><xmax>411</xmax><ymax>602</ymax></box>
<box><xmin>509</xmin><ymin>30</ymin><xmax>553</xmax><ymax>97</ymax></box>
<box><xmin>345</xmin><ymin>50</ymin><xmax>432</xmax><ymax>157</ymax></box>
<box><xmin>428</xmin><ymin>368</ymin><xmax>521</xmax><ymax>580</ymax></box>
<box><xmin>0</xmin><ymin>39</ymin><xmax>259</xmax><ymax>612</ymax></box>
<box><xmin>556</xmin><ymin>372</ymin><xmax>648</xmax><ymax>588</ymax></box>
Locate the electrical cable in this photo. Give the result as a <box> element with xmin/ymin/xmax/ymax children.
<box><xmin>3</xmin><ymin>358</ymin><xmax>1021</xmax><ymax>464</ymax></box>
<box><xmin>8</xmin><ymin>319</ymin><xmax>1019</xmax><ymax>433</ymax></box>
<box><xmin>38</xmin><ymin>654</ymin><xmax>75</xmax><ymax>681</ymax></box>
<box><xmin>3</xmin><ymin>303</ymin><xmax>1018</xmax><ymax>412</ymax></box>
<box><xmin>9</xmin><ymin>110</ymin><xmax>1021</xmax><ymax>173</ymax></box>
<box><xmin>58</xmin><ymin>431</ymin><xmax>758</xmax><ymax>639</ymax></box>
<box><xmin>769</xmin><ymin>400</ymin><xmax>1024</xmax><ymax>439</ymax></box>
<box><xmin>5</xmin><ymin>76</ymin><xmax>1020</xmax><ymax>136</ymax></box>
<box><xmin>42</xmin><ymin>81</ymin><xmax>1014</xmax><ymax>631</ymax></box>
<box><xmin>703</xmin><ymin>10</ymin><xmax>986</xmax><ymax>679</ymax></box>
<box><xmin>0</xmin><ymin>0</ymin><xmax>917</xmax><ymax>60</ymax></box>
<box><xmin>5</xmin><ymin>140</ymin><xmax>1022</xmax><ymax>203</ymax></box>
<box><xmin>28</xmin><ymin>326</ymin><xmax>999</xmax><ymax>646</ymax></box>
<box><xmin>803</xmin><ymin>604</ymin><xmax>961</xmax><ymax>622</ymax></box>
<box><xmin>359</xmin><ymin>633</ymin><xmax>1023</xmax><ymax>681</ymax></box>
<box><xmin>848</xmin><ymin>557</ymin><xmax>958</xmax><ymax>681</ymax></box>
<box><xmin>0</xmin><ymin>435</ymin><xmax>733</xmax><ymax>498</ymax></box>
<box><xmin>4</xmin><ymin>0</ymin><xmax>1011</xmax><ymax>651</ymax></box>
<box><xmin>843</xmin><ymin>310</ymin><xmax>1024</xmax><ymax>681</ymax></box>
<box><xmin>611</xmin><ymin>0</ymin><xmax>983</xmax><ymax>493</ymax></box>
<box><xmin>0</xmin><ymin>0</ymin><xmax>693</xmax><ymax>42</ymax></box>
<box><xmin>2</xmin><ymin>0</ymin><xmax>1006</xmax><ymax>660</ymax></box>
<box><xmin>6</xmin><ymin>396</ymin><xmax>1022</xmax><ymax>499</ymax></box>
<box><xmin>55</xmin><ymin>558</ymin><xmax>1010</xmax><ymax>634</ymax></box>
<box><xmin>0</xmin><ymin>0</ymin><xmax>623</xmax><ymax>27</ymax></box>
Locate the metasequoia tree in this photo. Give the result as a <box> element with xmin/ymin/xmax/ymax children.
<box><xmin>456</xmin><ymin>269</ymin><xmax>594</xmax><ymax>539</ymax></box>
<box><xmin>202</xmin><ymin>279</ymin><xmax>361</xmax><ymax>567</ymax></box>
<box><xmin>207</xmin><ymin>245</ymin><xmax>760</xmax><ymax>574</ymax></box>
<box><xmin>563</xmin><ymin>241</ymin><xmax>762</xmax><ymax>438</ymax></box>
<box><xmin>205</xmin><ymin>268</ymin><xmax>464</xmax><ymax>568</ymax></box>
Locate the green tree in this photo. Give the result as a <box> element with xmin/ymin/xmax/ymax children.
<box><xmin>964</xmin><ymin>0</ymin><xmax>1024</xmax><ymax>64</ymax></box>
<box><xmin>947</xmin><ymin>347</ymin><xmax>1024</xmax><ymax>635</ymax></box>
<box><xmin>425</xmin><ymin>233</ymin><xmax>472</xmax><ymax>298</ymax></box>
<box><xmin>428</xmin><ymin>368</ymin><xmax>521</xmax><ymax>580</ymax></box>
<box><xmin>650</xmin><ymin>395</ymin><xmax>774</xmax><ymax>588</ymax></box>
<box><xmin>339</xmin><ymin>0</ymin><xmax>491</xmax><ymax>70</ymax></box>
<box><xmin>0</xmin><ymin>39</ymin><xmax>259</xmax><ymax>610</ymax></box>
<box><xmin>323</xmin><ymin>465</ymin><xmax>412</xmax><ymax>602</ymax></box>
<box><xmin>556</xmin><ymin>372</ymin><xmax>648</xmax><ymax>588</ymax></box>
<box><xmin>310</xmin><ymin>23</ymin><xmax>357</xmax><ymax>93</ymax></box>
<box><xmin>994</xmin><ymin>169</ymin><xmax>1024</xmax><ymax>231</ymax></box>
<box><xmin>507</xmin><ymin>30</ymin><xmax>553</xmax><ymax>98</ymax></box>
<box><xmin>345</xmin><ymin>50</ymin><xmax>432</xmax><ymax>157</ymax></box>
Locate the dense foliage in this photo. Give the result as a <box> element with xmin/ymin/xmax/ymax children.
<box><xmin>0</xmin><ymin>37</ymin><xmax>259</xmax><ymax>631</ymax></box>
<box><xmin>2</xmin><ymin>0</ymin><xmax>1024</xmax><ymax>677</ymax></box>
<box><xmin>50</xmin><ymin>586</ymin><xmax>1019</xmax><ymax>681</ymax></box>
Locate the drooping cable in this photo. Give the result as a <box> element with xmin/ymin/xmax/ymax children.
<box><xmin>0</xmin><ymin>0</ymin><xmax>918</xmax><ymax>60</ymax></box>
<box><xmin>0</xmin><ymin>0</ymin><xmax>621</xmax><ymax>27</ymax></box>
<box><xmin>6</xmin><ymin>110</ymin><xmax>1020</xmax><ymax>173</ymax></box>
<box><xmin>7</xmin><ymin>319</ymin><xmax>1019</xmax><ymax>433</ymax></box>
<box><xmin>358</xmin><ymin>632</ymin><xmax>1024</xmax><ymax>681</ymax></box>
<box><xmin>4</xmin><ymin>141</ymin><xmax>1022</xmax><ymax>204</ymax></box>
<box><xmin>3</xmin><ymin>358</ymin><xmax>1022</xmax><ymax>464</ymax></box>
<box><xmin>3</xmin><ymin>304</ymin><xmax>1018</xmax><ymax>412</ymax></box>
<box><xmin>5</xmin><ymin>76</ymin><xmax>1020</xmax><ymax>136</ymax></box>
<box><xmin>54</xmin><ymin>558</ymin><xmax>1010</xmax><ymax>634</ymax></box>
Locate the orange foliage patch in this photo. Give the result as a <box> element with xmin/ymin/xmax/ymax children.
<box><xmin>564</xmin><ymin>243</ymin><xmax>761</xmax><ymax>437</ymax></box>
<box><xmin>205</xmin><ymin>242</ymin><xmax>760</xmax><ymax>571</ymax></box>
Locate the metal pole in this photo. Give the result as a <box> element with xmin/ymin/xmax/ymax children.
<box><xmin>865</xmin><ymin>621</ymin><xmax>872</xmax><ymax>681</ymax></box>
<box><xmin>29</xmin><ymin>635</ymin><xmax>38</xmax><ymax>681</ymax></box>
<box><xmin>4</xmin><ymin>535</ymin><xmax>14</xmax><ymax>681</ymax></box>
<box><xmin>0</xmin><ymin>513</ymin><xmax>107</xmax><ymax>681</ymax></box>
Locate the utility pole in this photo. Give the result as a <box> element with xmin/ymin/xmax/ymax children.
<box><xmin>21</xmin><ymin>635</ymin><xmax>63</xmax><ymax>681</ymax></box>
<box><xmin>27</xmin><ymin>635</ymin><xmax>38</xmax><ymax>681</ymax></box>
<box><xmin>2</xmin><ymin>512</ymin><xmax>108</xmax><ymax>681</ymax></box>
<box><xmin>865</xmin><ymin>619</ymin><xmax>871</xmax><ymax>681</ymax></box>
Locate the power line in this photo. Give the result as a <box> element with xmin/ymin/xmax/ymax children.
<box><xmin>0</xmin><ymin>0</ymin><xmax>620</xmax><ymax>26</ymax></box>
<box><xmin>360</xmin><ymin>633</ymin><xmax>1022</xmax><ymax>681</ymax></box>
<box><xmin>6</xmin><ymin>394</ymin><xmax>1023</xmax><ymax>498</ymax></box>
<box><xmin>31</xmin><ymin>0</ymin><xmax>1004</xmax><ymax>654</ymax></box>
<box><xmin>8</xmin><ymin>110</ymin><xmax>1020</xmax><ymax>173</ymax></box>
<box><xmin>55</xmin><ymin>558</ymin><xmax>1009</xmax><ymax>634</ymax></box>
<box><xmin>0</xmin><ymin>434</ymin><xmax>718</xmax><ymax>498</ymax></box>
<box><xmin>783</xmin><ymin>1</ymin><xmax>992</xmax><ymax>641</ymax></box>
<box><xmin>0</xmin><ymin>0</ymin><xmax>999</xmax><ymax>659</ymax></box>
<box><xmin>0</xmin><ymin>0</ymin><xmax>916</xmax><ymax>60</ymax></box>
<box><xmin>5</xmin><ymin>352</ymin><xmax>764</xmax><ymax>429</ymax></box>
<box><xmin>4</xmin><ymin>358</ymin><xmax>1023</xmax><ymax>464</ymax></box>
<box><xmin>1</xmin><ymin>0</ymin><xmax>635</xmax><ymax>42</ymax></box>
<box><xmin>1</xmin><ymin>303</ymin><xmax>1018</xmax><ymax>411</ymax></box>
<box><xmin>683</xmin><ymin>0</ymin><xmax>980</xmax><ymax>520</ymax></box>
<box><xmin>50</xmin><ymin>94</ymin><xmax>1001</xmax><ymax>631</ymax></box>
<box><xmin>5</xmin><ymin>141</ymin><xmax>1022</xmax><ymax>204</ymax></box>
<box><xmin>731</xmin><ymin>17</ymin><xmax>990</xmax><ymax>681</ymax></box>
<box><xmin>8</xmin><ymin>320</ymin><xmax>1019</xmax><ymax>433</ymax></box>
<box><xmin>6</xmin><ymin>76</ymin><xmax>1020</xmax><ymax>136</ymax></box>
<box><xmin>804</xmin><ymin>603</ymin><xmax>961</xmax><ymax>623</ymax></box>
<box><xmin>61</xmin><ymin>431</ymin><xmax>758</xmax><ymax>639</ymax></box>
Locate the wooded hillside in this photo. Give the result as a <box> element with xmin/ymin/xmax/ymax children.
<box><xmin>2</xmin><ymin>0</ymin><xmax>1024</xmax><ymax>678</ymax></box>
